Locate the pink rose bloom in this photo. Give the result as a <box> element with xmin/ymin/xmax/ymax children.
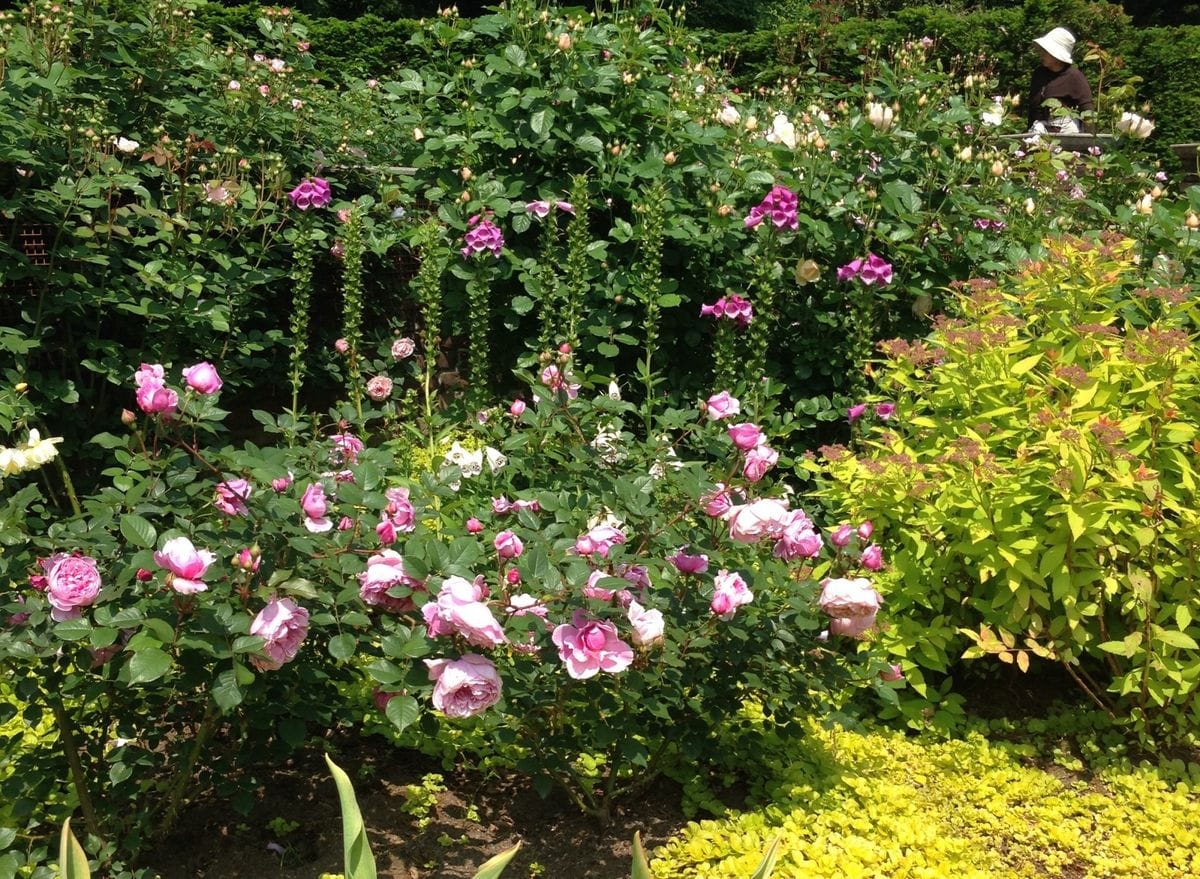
<box><xmin>626</xmin><ymin>599</ymin><xmax>664</xmax><ymax>647</ymax></box>
<box><xmin>329</xmin><ymin>432</ymin><xmax>364</xmax><ymax>466</ymax></box>
<box><xmin>358</xmin><ymin>550</ymin><xmax>423</xmax><ymax>612</ymax></box>
<box><xmin>727</xmin><ymin>498</ymin><xmax>790</xmax><ymax>543</ymax></box>
<box><xmin>249</xmin><ymin>597</ymin><xmax>310</xmax><ymax>671</ymax></box>
<box><xmin>494</xmin><ymin>530</ymin><xmax>524</xmax><ymax>560</ymax></box>
<box><xmin>271</xmin><ymin>473</ymin><xmax>294</xmax><ymax>493</ymax></box>
<box><xmin>668</xmin><ymin>550</ymin><xmax>709</xmax><ymax>575</ymax></box>
<box><xmin>492</xmin><ymin>496</ymin><xmax>513</xmax><ymax>514</ymax></box>
<box><xmin>507</xmin><ymin>593</ymin><xmax>547</xmax><ymax>618</ymax></box>
<box><xmin>509</xmin><ymin>399</ymin><xmax>526</xmax><ymax>417</ymax></box>
<box><xmin>701</xmin><ymin>483</ymin><xmax>734</xmax><ymax>518</ymax></box>
<box><xmin>301</xmin><ymin>482</ymin><xmax>333</xmax><ymax>533</ymax></box>
<box><xmin>376</xmin><ymin>517</ymin><xmax>397</xmax><ymax>545</ymax></box>
<box><xmin>213</xmin><ymin>478</ymin><xmax>252</xmax><ymax>516</ymax></box>
<box><xmin>391</xmin><ymin>337</ymin><xmax>416</xmax><ymax>360</ymax></box>
<box><xmin>425</xmin><ymin>654</ymin><xmax>502</xmax><ymax>718</ymax></box>
<box><xmin>705</xmin><ymin>390</ymin><xmax>741</xmax><ymax>421</ymax></box>
<box><xmin>182</xmin><ymin>361</ymin><xmax>223</xmax><ymax>394</ymax></box>
<box><xmin>830</xmin><ymin>615</ymin><xmax>876</xmax><ymax>637</ymax></box>
<box><xmin>573</xmin><ymin>523</ymin><xmax>627</xmax><ymax>558</ymax></box>
<box><xmin>466</xmin><ymin>517</ymin><xmax>484</xmax><ymax>534</ymax></box>
<box><xmin>819</xmin><ymin>577</ymin><xmax>882</xmax><ymax>619</ymax></box>
<box><xmin>710</xmin><ymin>569</ymin><xmax>753</xmax><ymax>620</ymax></box>
<box><xmin>366</xmin><ymin>375</ymin><xmax>393</xmax><ymax>401</ymax></box>
<box><xmin>385</xmin><ymin>487</ymin><xmax>416</xmax><ymax>532</ymax></box>
<box><xmin>880</xmin><ymin>663</ymin><xmax>904</xmax><ymax>682</ymax></box>
<box><xmin>774</xmin><ymin>510</ymin><xmax>824</xmax><ymax>561</ymax></box>
<box><xmin>857</xmin><ymin>520</ymin><xmax>874</xmax><ymax>541</ymax></box>
<box><xmin>830</xmin><ymin>524</ymin><xmax>855</xmax><ymax>548</ymax></box>
<box><xmin>583</xmin><ymin>569</ymin><xmax>619</xmax><ymax>603</ymax></box>
<box><xmin>338</xmin><ymin>515</ymin><xmax>354</xmax><ymax>531</ymax></box>
<box><xmin>848</xmin><ymin>403</ymin><xmax>868</xmax><ymax>422</ymax></box>
<box><xmin>861</xmin><ymin>544</ymin><xmax>884</xmax><ymax>571</ymax></box>
<box><xmin>153</xmin><ymin>536</ymin><xmax>217</xmax><ymax>595</ymax></box>
<box><xmin>43</xmin><ymin>553</ymin><xmax>102</xmax><ymax>622</ymax></box>
<box><xmin>727</xmin><ymin>422</ymin><xmax>764</xmax><ymax>451</ymax></box>
<box><xmin>742</xmin><ymin>444</ymin><xmax>779</xmax><ymax>482</ymax></box>
<box><xmin>616</xmin><ymin>564</ymin><xmax>651</xmax><ymax>591</ymax></box>
<box><xmin>133</xmin><ymin>362</ymin><xmax>178</xmax><ymax>415</ymax></box>
<box><xmin>334</xmin><ymin>338</ymin><xmax>350</xmax><ymax>354</ymax></box>
<box><xmin>423</xmin><ymin>576</ymin><xmax>507</xmax><ymax>648</ymax></box>
<box><xmin>552</xmin><ymin>611</ymin><xmax>634</xmax><ymax>679</ymax></box>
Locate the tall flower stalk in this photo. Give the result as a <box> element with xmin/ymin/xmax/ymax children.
<box><xmin>562</xmin><ymin>174</ymin><xmax>591</xmax><ymax>352</ymax></box>
<box><xmin>287</xmin><ymin>216</ymin><xmax>315</xmax><ymax>431</ymax></box>
<box><xmin>536</xmin><ymin>205</ymin><xmax>562</xmax><ymax>353</ymax></box>
<box><xmin>461</xmin><ymin>212</ymin><xmax>505</xmax><ymax>411</ymax></box>
<box><xmin>633</xmin><ymin>180</ymin><xmax>667</xmax><ymax>430</ymax></box>
<box><xmin>341</xmin><ymin>202</ymin><xmax>366</xmax><ymax>423</ymax></box>
<box><xmin>744</xmin><ymin>185</ymin><xmax>798</xmax><ymax>384</ymax></box>
<box><xmin>414</xmin><ymin>220</ymin><xmax>447</xmax><ymax>438</ymax></box>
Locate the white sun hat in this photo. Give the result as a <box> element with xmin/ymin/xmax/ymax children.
<box><xmin>1034</xmin><ymin>27</ymin><xmax>1076</xmax><ymax>65</ymax></box>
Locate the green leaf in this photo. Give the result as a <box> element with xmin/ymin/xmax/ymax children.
<box><xmin>59</xmin><ymin>819</ymin><xmax>90</xmax><ymax>879</ymax></box>
<box><xmin>1156</xmin><ymin>629</ymin><xmax>1199</xmax><ymax>650</ymax></box>
<box><xmin>329</xmin><ymin>633</ymin><xmax>357</xmax><ymax>661</ymax></box>
<box><xmin>503</xmin><ymin>44</ymin><xmax>526</xmax><ymax>68</ymax></box>
<box><xmin>54</xmin><ymin>618</ymin><xmax>92</xmax><ymax>642</ymax></box>
<box><xmin>1010</xmin><ymin>352</ymin><xmax>1043</xmax><ymax>376</ymax></box>
<box><xmin>530</xmin><ymin>108</ymin><xmax>553</xmax><ymax>138</ymax></box>
<box><xmin>120</xmin><ymin>514</ymin><xmax>156</xmax><ymax>548</ymax></box>
<box><xmin>212</xmin><ymin>668</ymin><xmax>244</xmax><ymax>713</ymax></box>
<box><xmin>385</xmin><ymin>694</ymin><xmax>420</xmax><ymax>733</ymax></box>
<box><xmin>128</xmin><ymin>647</ymin><xmax>172</xmax><ymax>684</ymax></box>
<box><xmin>750</xmin><ymin>835</ymin><xmax>783</xmax><ymax>878</ymax></box>
<box><xmin>1098</xmin><ymin>640</ymin><xmax>1130</xmax><ymax>657</ymax></box>
<box><xmin>325</xmin><ymin>754</ymin><xmax>378</xmax><ymax>879</ymax></box>
<box><xmin>631</xmin><ymin>831</ymin><xmax>652</xmax><ymax>879</ymax></box>
<box><xmin>472</xmin><ymin>842</ymin><xmax>521</xmax><ymax>879</ymax></box>
<box><xmin>0</xmin><ymin>828</ymin><xmax>15</xmax><ymax>849</ymax></box>
<box><xmin>1065</xmin><ymin>507</ymin><xmax>1086</xmax><ymax>540</ymax></box>
<box><xmin>575</xmin><ymin>134</ymin><xmax>603</xmax><ymax>153</ymax></box>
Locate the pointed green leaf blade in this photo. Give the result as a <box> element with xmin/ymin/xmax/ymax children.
<box><xmin>472</xmin><ymin>841</ymin><xmax>521</xmax><ymax>879</ymax></box>
<box><xmin>59</xmin><ymin>819</ymin><xmax>90</xmax><ymax>879</ymax></box>
<box><xmin>325</xmin><ymin>754</ymin><xmax>377</xmax><ymax>879</ymax></box>
<box><xmin>631</xmin><ymin>831</ymin><xmax>652</xmax><ymax>879</ymax></box>
<box><xmin>749</xmin><ymin>835</ymin><xmax>783</xmax><ymax>879</ymax></box>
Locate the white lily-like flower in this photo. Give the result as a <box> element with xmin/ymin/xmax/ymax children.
<box><xmin>866</xmin><ymin>102</ymin><xmax>895</xmax><ymax>131</ymax></box>
<box><xmin>1116</xmin><ymin>112</ymin><xmax>1154</xmax><ymax>139</ymax></box>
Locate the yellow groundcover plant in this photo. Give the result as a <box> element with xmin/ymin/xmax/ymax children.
<box><xmin>652</xmin><ymin>717</ymin><xmax>1200</xmax><ymax>878</ymax></box>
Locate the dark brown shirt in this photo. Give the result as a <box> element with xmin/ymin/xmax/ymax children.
<box><xmin>1027</xmin><ymin>65</ymin><xmax>1094</xmax><ymax>125</ymax></box>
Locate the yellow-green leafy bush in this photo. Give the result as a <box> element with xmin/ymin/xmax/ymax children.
<box><xmin>651</xmin><ymin>719</ymin><xmax>1200</xmax><ymax>878</ymax></box>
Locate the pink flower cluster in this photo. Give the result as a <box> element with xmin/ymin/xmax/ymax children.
<box><xmin>830</xmin><ymin>520</ymin><xmax>885</xmax><ymax>571</ymax></box>
<box><xmin>710</xmin><ymin>569</ymin><xmax>753</xmax><ymax>619</ymax></box>
<box><xmin>461</xmin><ymin>214</ymin><xmax>504</xmax><ymax>259</ymax></box>
<box><xmin>525</xmin><ymin>200</ymin><xmax>574</xmax><ymax>217</ymax></box>
<box><xmin>837</xmin><ymin>253</ymin><xmax>893</xmax><ymax>285</ymax></box>
<box><xmin>376</xmin><ymin>486</ymin><xmax>416</xmax><ymax>545</ymax></box>
<box><xmin>134</xmin><ymin>363</ymin><xmax>178</xmax><ymax>416</ymax></box>
<box><xmin>491</xmin><ymin>496</ymin><xmax>540</xmax><ymax>515</ymax></box>
<box><xmin>288</xmin><ymin>177</ymin><xmax>332</xmax><ymax>211</ymax></box>
<box><xmin>699</xmin><ymin>294</ymin><xmax>753</xmax><ymax>329</ymax></box>
<box><xmin>214</xmin><ymin>478</ymin><xmax>252</xmax><ymax>516</ymax></box>
<box><xmin>250</xmin><ymin>597</ymin><xmax>310</xmax><ymax>670</ymax></box>
<box><xmin>726</xmin><ymin>421</ymin><xmax>779</xmax><ymax>483</ymax></box>
<box><xmin>722</xmin><ymin>498</ymin><xmax>824</xmax><ymax>562</ymax></box>
<box><xmin>818</xmin><ymin>577</ymin><xmax>882</xmax><ymax>637</ymax></box>
<box><xmin>744</xmin><ymin>185</ymin><xmax>799</xmax><ymax>231</ymax></box>
<box><xmin>552</xmin><ymin>610</ymin><xmax>634</xmax><ymax>679</ymax></box>
<box><xmin>32</xmin><ymin>553</ymin><xmax>102</xmax><ymax>622</ymax></box>
<box><xmin>423</xmin><ymin>576</ymin><xmax>507</xmax><ymax>648</ymax></box>
<box><xmin>573</xmin><ymin>523</ymin><xmax>627</xmax><ymax>558</ymax></box>
<box><xmin>704</xmin><ymin>390</ymin><xmax>740</xmax><ymax>421</ymax></box>
<box><xmin>329</xmin><ymin>432</ymin><xmax>364</xmax><ymax>466</ymax></box>
<box><xmin>358</xmin><ymin>550</ymin><xmax>425</xmax><ymax>612</ymax></box>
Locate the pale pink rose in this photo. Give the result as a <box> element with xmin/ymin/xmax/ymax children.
<box><xmin>880</xmin><ymin>663</ymin><xmax>904</xmax><ymax>682</ymax></box>
<box><xmin>818</xmin><ymin>577</ymin><xmax>882</xmax><ymax>619</ymax></box>
<box><xmin>492</xmin><ymin>496</ymin><xmax>512</xmax><ymax>514</ymax></box>
<box><xmin>857</xmin><ymin>520</ymin><xmax>874</xmax><ymax>541</ymax></box>
<box><xmin>509</xmin><ymin>399</ymin><xmax>526</xmax><ymax>417</ymax></box>
<box><xmin>727</xmin><ymin>498</ymin><xmax>790</xmax><ymax>543</ymax></box>
<box><xmin>366</xmin><ymin>375</ymin><xmax>393</xmax><ymax>401</ymax></box>
<box><xmin>616</xmin><ymin>564</ymin><xmax>651</xmax><ymax>591</ymax></box>
<box><xmin>861</xmin><ymin>544</ymin><xmax>884</xmax><ymax>571</ymax></box>
<box><xmin>376</xmin><ymin>517</ymin><xmax>397</xmax><ymax>546</ymax></box>
<box><xmin>425</xmin><ymin>654</ymin><xmax>502</xmax><ymax>718</ymax></box>
<box><xmin>551</xmin><ymin>611</ymin><xmax>634</xmax><ymax>679</ymax></box>
<box><xmin>334</xmin><ymin>338</ymin><xmax>350</xmax><ymax>354</ymax></box>
<box><xmin>301</xmin><ymin>482</ymin><xmax>333</xmax><ymax>533</ymax></box>
<box><xmin>153</xmin><ymin>536</ymin><xmax>216</xmax><ymax>594</ymax></box>
<box><xmin>710</xmin><ymin>569</ymin><xmax>753</xmax><ymax>619</ymax></box>
<box><xmin>830</xmin><ymin>524</ymin><xmax>854</xmax><ymax>547</ymax></box>
<box><xmin>213</xmin><ymin>478</ymin><xmax>252</xmax><ymax>516</ymax></box>
<box><xmin>358</xmin><ymin>550</ymin><xmax>423</xmax><ymax>612</ymax></box>
<box><xmin>583</xmin><ymin>569</ymin><xmax>619</xmax><ymax>603</ymax></box>
<box><xmin>250</xmin><ymin>597</ymin><xmax>309</xmax><ymax>671</ymax></box>
<box><xmin>391</xmin><ymin>337</ymin><xmax>416</xmax><ymax>360</ymax></box>
<box><xmin>227</xmin><ymin>79</ymin><xmax>241</xmax><ymax>90</ymax></box>
<box><xmin>494</xmin><ymin>530</ymin><xmax>524</xmax><ymax>560</ymax></box>
<box><xmin>668</xmin><ymin>550</ymin><xmax>709</xmax><ymax>575</ymax></box>
<box><xmin>573</xmin><ymin>523</ymin><xmax>627</xmax><ymax>558</ymax></box>
<box><xmin>742</xmin><ymin>444</ymin><xmax>779</xmax><ymax>482</ymax></box>
<box><xmin>466</xmin><ymin>517</ymin><xmax>484</xmax><ymax>534</ymax></box>
<box><xmin>727</xmin><ymin>422</ymin><xmax>764</xmax><ymax>451</ymax></box>
<box><xmin>506</xmin><ymin>593</ymin><xmax>547</xmax><ymax>618</ymax></box>
<box><xmin>773</xmin><ymin>510</ymin><xmax>824</xmax><ymax>560</ymax></box>
<box><xmin>384</xmin><ymin>487</ymin><xmax>416</xmax><ymax>532</ymax></box>
<box><xmin>329</xmin><ymin>432</ymin><xmax>364</xmax><ymax>465</ymax></box>
<box><xmin>182</xmin><ymin>361</ymin><xmax>223</xmax><ymax>394</ymax></box>
<box><xmin>830</xmin><ymin>615</ymin><xmax>876</xmax><ymax>637</ymax></box>
<box><xmin>271</xmin><ymin>473</ymin><xmax>294</xmax><ymax>493</ymax></box>
<box><xmin>705</xmin><ymin>390</ymin><xmax>740</xmax><ymax>421</ymax></box>
<box><xmin>423</xmin><ymin>576</ymin><xmax>507</xmax><ymax>648</ymax></box>
<box><xmin>337</xmin><ymin>516</ymin><xmax>354</xmax><ymax>531</ymax></box>
<box><xmin>626</xmin><ymin>599</ymin><xmax>664</xmax><ymax>646</ymax></box>
<box><xmin>701</xmin><ymin>483</ymin><xmax>734</xmax><ymax>518</ymax></box>
<box><xmin>43</xmin><ymin>553</ymin><xmax>102</xmax><ymax>622</ymax></box>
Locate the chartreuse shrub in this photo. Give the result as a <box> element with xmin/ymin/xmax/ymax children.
<box><xmin>650</xmin><ymin>715</ymin><xmax>1200</xmax><ymax>879</ymax></box>
<box><xmin>810</xmin><ymin>234</ymin><xmax>1200</xmax><ymax>739</ymax></box>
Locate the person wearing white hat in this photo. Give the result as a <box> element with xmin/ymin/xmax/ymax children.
<box><xmin>1026</xmin><ymin>27</ymin><xmax>1093</xmax><ymax>133</ymax></box>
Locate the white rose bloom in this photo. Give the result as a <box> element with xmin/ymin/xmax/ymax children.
<box><xmin>716</xmin><ymin>104</ymin><xmax>740</xmax><ymax>126</ymax></box>
<box><xmin>866</xmin><ymin>102</ymin><xmax>895</xmax><ymax>131</ymax></box>
<box><xmin>113</xmin><ymin>137</ymin><xmax>140</xmax><ymax>154</ymax></box>
<box><xmin>764</xmin><ymin>113</ymin><xmax>798</xmax><ymax>149</ymax></box>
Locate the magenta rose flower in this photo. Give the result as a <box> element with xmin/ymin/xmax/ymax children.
<box><xmin>857</xmin><ymin>520</ymin><xmax>874</xmax><ymax>541</ymax></box>
<box><xmin>466</xmin><ymin>517</ymin><xmax>484</xmax><ymax>534</ymax></box>
<box><xmin>668</xmin><ymin>549</ymin><xmax>710</xmax><ymax>575</ymax></box>
<box><xmin>573</xmin><ymin>523</ymin><xmax>627</xmax><ymax>558</ymax></box>
<box><xmin>701</xmin><ymin>483</ymin><xmax>734</xmax><ymax>518</ymax></box>
<box><xmin>182</xmin><ymin>361</ymin><xmax>223</xmax><ymax>394</ymax></box>
<box><xmin>727</xmin><ymin>422</ymin><xmax>764</xmax><ymax>451</ymax></box>
<box><xmin>329</xmin><ymin>432</ymin><xmax>364</xmax><ymax>466</ymax></box>
<box><xmin>43</xmin><ymin>553</ymin><xmax>102</xmax><ymax>622</ymax></box>
<box><xmin>626</xmin><ymin>599</ymin><xmax>664</xmax><ymax>647</ymax></box>
<box><xmin>830</xmin><ymin>524</ymin><xmax>855</xmax><ymax>547</ymax></box>
<box><xmin>742</xmin><ymin>444</ymin><xmax>779</xmax><ymax>482</ymax></box>
<box><xmin>358</xmin><ymin>549</ymin><xmax>423</xmax><ymax>612</ymax></box>
<box><xmin>493</xmin><ymin>530</ymin><xmax>524</xmax><ymax>560</ymax></box>
<box><xmin>249</xmin><ymin>597</ymin><xmax>310</xmax><ymax>670</ymax></box>
<box><xmin>773</xmin><ymin>510</ymin><xmax>824</xmax><ymax>561</ymax></box>
<box><xmin>861</xmin><ymin>544</ymin><xmax>884</xmax><ymax>571</ymax></box>
<box><xmin>727</xmin><ymin>498</ymin><xmax>790</xmax><ymax>543</ymax></box>
<box><xmin>710</xmin><ymin>569</ymin><xmax>753</xmax><ymax>619</ymax></box>
<box><xmin>301</xmin><ymin>482</ymin><xmax>333</xmax><ymax>533</ymax></box>
<box><xmin>705</xmin><ymin>390</ymin><xmax>741</xmax><ymax>421</ymax></box>
<box><xmin>133</xmin><ymin>363</ymin><xmax>178</xmax><ymax>415</ymax></box>
<box><xmin>213</xmin><ymin>478</ymin><xmax>252</xmax><ymax>516</ymax></box>
<box><xmin>271</xmin><ymin>473</ymin><xmax>294</xmax><ymax>493</ymax></box>
<box><xmin>551</xmin><ymin>611</ymin><xmax>634</xmax><ymax>679</ymax></box>
<box><xmin>425</xmin><ymin>654</ymin><xmax>502</xmax><ymax>718</ymax></box>
<box><xmin>153</xmin><ymin>536</ymin><xmax>217</xmax><ymax>594</ymax></box>
<box><xmin>422</xmin><ymin>576</ymin><xmax>507</xmax><ymax>648</ymax></box>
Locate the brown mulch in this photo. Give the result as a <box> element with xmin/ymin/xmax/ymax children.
<box><xmin>149</xmin><ymin>739</ymin><xmax>690</xmax><ymax>879</ymax></box>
